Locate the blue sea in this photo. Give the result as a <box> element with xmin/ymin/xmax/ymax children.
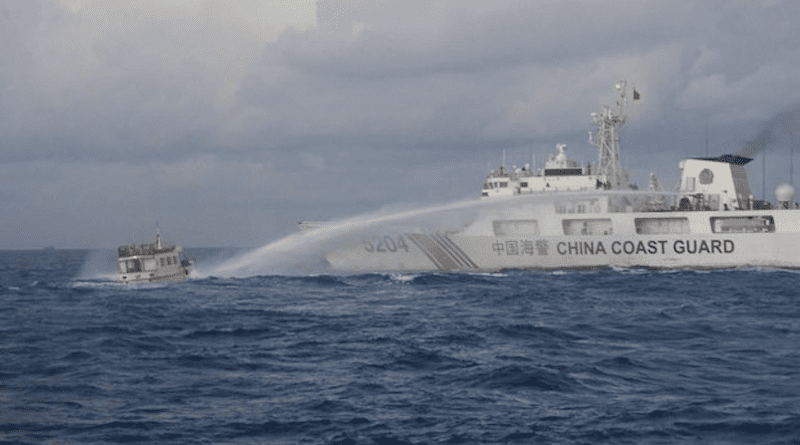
<box><xmin>1</xmin><ymin>248</ymin><xmax>799</xmax><ymax>444</ymax></box>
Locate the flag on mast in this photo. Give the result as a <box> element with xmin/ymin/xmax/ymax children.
<box><xmin>633</xmin><ymin>88</ymin><xmax>640</xmax><ymax>100</ymax></box>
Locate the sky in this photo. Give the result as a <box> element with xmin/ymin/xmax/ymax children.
<box><xmin>2</xmin><ymin>0</ymin><xmax>800</xmax><ymax>249</ymax></box>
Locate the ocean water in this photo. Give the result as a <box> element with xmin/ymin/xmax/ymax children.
<box><xmin>1</xmin><ymin>248</ymin><xmax>799</xmax><ymax>444</ymax></box>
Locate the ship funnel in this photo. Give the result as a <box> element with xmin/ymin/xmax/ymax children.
<box><xmin>775</xmin><ymin>183</ymin><xmax>795</xmax><ymax>208</ymax></box>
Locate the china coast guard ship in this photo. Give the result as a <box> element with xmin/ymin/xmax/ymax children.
<box><xmin>116</xmin><ymin>229</ymin><xmax>192</xmax><ymax>283</ymax></box>
<box><xmin>300</xmin><ymin>82</ymin><xmax>800</xmax><ymax>271</ymax></box>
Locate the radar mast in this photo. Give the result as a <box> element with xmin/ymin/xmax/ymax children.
<box><xmin>590</xmin><ymin>81</ymin><xmax>631</xmax><ymax>188</ymax></box>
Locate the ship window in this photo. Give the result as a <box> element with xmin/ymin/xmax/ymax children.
<box><xmin>545</xmin><ymin>168</ymin><xmax>583</xmax><ymax>176</ymax></box>
<box><xmin>556</xmin><ymin>198</ymin><xmax>601</xmax><ymax>214</ymax></box>
<box><xmin>520</xmin><ymin>182</ymin><xmax>528</xmax><ymax>187</ymax></box>
<box><xmin>635</xmin><ymin>217</ymin><xmax>690</xmax><ymax>234</ymax></box>
<box><xmin>166</xmin><ymin>256</ymin><xmax>172</xmax><ymax>265</ymax></box>
<box><xmin>711</xmin><ymin>216</ymin><xmax>775</xmax><ymax>233</ymax></box>
<box><xmin>160</xmin><ymin>257</ymin><xmax>166</xmax><ymax>267</ymax></box>
<box><xmin>562</xmin><ymin>219</ymin><xmax>613</xmax><ymax>235</ymax></box>
<box><xmin>685</xmin><ymin>176</ymin><xmax>696</xmax><ymax>192</ymax></box>
<box><xmin>126</xmin><ymin>259</ymin><xmax>141</xmax><ymax>273</ymax></box>
<box><xmin>143</xmin><ymin>259</ymin><xmax>156</xmax><ymax>271</ymax></box>
<box><xmin>500</xmin><ymin>182</ymin><xmax>508</xmax><ymax>188</ymax></box>
<box><xmin>493</xmin><ymin>220</ymin><xmax>539</xmax><ymax>237</ymax></box>
<box><xmin>173</xmin><ymin>256</ymin><xmax>178</xmax><ymax>264</ymax></box>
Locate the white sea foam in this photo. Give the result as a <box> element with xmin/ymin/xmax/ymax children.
<box><xmin>69</xmin><ymin>280</ymin><xmax>124</xmax><ymax>288</ymax></box>
<box><xmin>468</xmin><ymin>272</ymin><xmax>509</xmax><ymax>277</ymax></box>
<box><xmin>389</xmin><ymin>273</ymin><xmax>420</xmax><ymax>282</ymax></box>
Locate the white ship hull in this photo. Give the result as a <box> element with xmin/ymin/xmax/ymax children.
<box><xmin>116</xmin><ymin>268</ymin><xmax>191</xmax><ymax>284</ymax></box>
<box><xmin>323</xmin><ymin>208</ymin><xmax>800</xmax><ymax>272</ymax></box>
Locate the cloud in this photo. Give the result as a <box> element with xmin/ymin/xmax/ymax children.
<box><xmin>483</xmin><ymin>44</ymin><xmax>684</xmax><ymax>139</ymax></box>
<box><xmin>0</xmin><ymin>0</ymin><xmax>317</xmax><ymax>162</ymax></box>
<box><xmin>4</xmin><ymin>0</ymin><xmax>800</xmax><ymax>247</ymax></box>
<box><xmin>5</xmin><ymin>0</ymin><xmax>798</xmax><ymax>164</ymax></box>
<box><xmin>677</xmin><ymin>59</ymin><xmax>800</xmax><ymax>123</ymax></box>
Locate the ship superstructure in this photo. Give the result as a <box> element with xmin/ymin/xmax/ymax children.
<box><xmin>300</xmin><ymin>82</ymin><xmax>800</xmax><ymax>272</ymax></box>
<box><xmin>481</xmin><ymin>82</ymin><xmax>633</xmax><ymax>199</ymax></box>
<box><xmin>116</xmin><ymin>229</ymin><xmax>192</xmax><ymax>284</ymax></box>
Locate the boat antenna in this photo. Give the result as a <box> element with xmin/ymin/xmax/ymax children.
<box><xmin>502</xmin><ymin>149</ymin><xmax>506</xmax><ymax>169</ymax></box>
<box><xmin>705</xmin><ymin>123</ymin><xmax>709</xmax><ymax>157</ymax></box>
<box><xmin>156</xmin><ymin>222</ymin><xmax>162</xmax><ymax>249</ymax></box>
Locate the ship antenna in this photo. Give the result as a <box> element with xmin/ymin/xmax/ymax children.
<box><xmin>156</xmin><ymin>222</ymin><xmax>162</xmax><ymax>249</ymax></box>
<box><xmin>589</xmin><ymin>80</ymin><xmax>629</xmax><ymax>188</ymax></box>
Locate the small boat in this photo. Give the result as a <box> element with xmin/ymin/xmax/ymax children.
<box><xmin>115</xmin><ymin>229</ymin><xmax>192</xmax><ymax>284</ymax></box>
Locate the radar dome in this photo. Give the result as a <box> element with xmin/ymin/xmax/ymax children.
<box><xmin>775</xmin><ymin>183</ymin><xmax>795</xmax><ymax>203</ymax></box>
<box><xmin>555</xmin><ymin>144</ymin><xmax>567</xmax><ymax>163</ymax></box>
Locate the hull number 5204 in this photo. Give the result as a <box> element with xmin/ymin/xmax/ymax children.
<box><xmin>364</xmin><ymin>235</ymin><xmax>409</xmax><ymax>253</ymax></box>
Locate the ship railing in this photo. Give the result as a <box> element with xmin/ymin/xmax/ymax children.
<box><xmin>617</xmin><ymin>192</ymin><xmax>800</xmax><ymax>213</ymax></box>
<box><xmin>673</xmin><ymin>193</ymin><xmax>721</xmax><ymax>212</ymax></box>
<box><xmin>676</xmin><ymin>194</ymin><xmax>799</xmax><ymax>212</ymax></box>
<box><xmin>515</xmin><ymin>185</ymin><xmax>598</xmax><ymax>195</ymax></box>
<box><xmin>510</xmin><ymin>189</ymin><xmax>800</xmax><ymax>213</ymax></box>
<box><xmin>745</xmin><ymin>200</ymin><xmax>799</xmax><ymax>210</ymax></box>
<box><xmin>118</xmin><ymin>243</ymin><xmax>177</xmax><ymax>258</ymax></box>
<box><xmin>606</xmin><ymin>192</ymin><xmax>709</xmax><ymax>213</ymax></box>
